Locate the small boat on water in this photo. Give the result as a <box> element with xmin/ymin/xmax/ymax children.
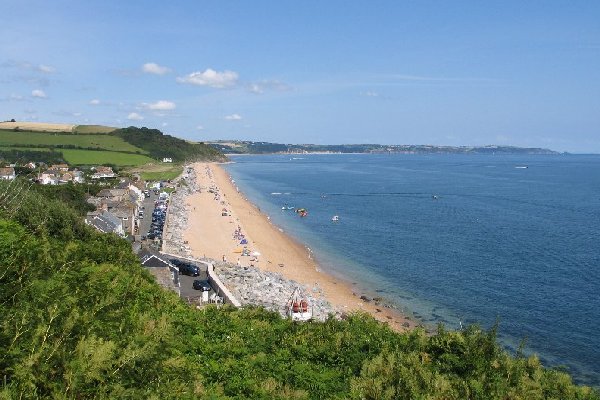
<box><xmin>331</xmin><ymin>215</ymin><xmax>340</xmax><ymax>222</ymax></box>
<box><xmin>296</xmin><ymin>208</ymin><xmax>308</xmax><ymax>217</ymax></box>
<box><xmin>286</xmin><ymin>287</ymin><xmax>312</xmax><ymax>322</ymax></box>
<box><xmin>281</xmin><ymin>205</ymin><xmax>295</xmax><ymax>210</ymax></box>
<box><xmin>515</xmin><ymin>166</ymin><xmax>528</xmax><ymax>169</ymax></box>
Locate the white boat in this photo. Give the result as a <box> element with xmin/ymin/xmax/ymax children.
<box><xmin>331</xmin><ymin>215</ymin><xmax>340</xmax><ymax>222</ymax></box>
<box><xmin>281</xmin><ymin>206</ymin><xmax>295</xmax><ymax>210</ymax></box>
<box><xmin>286</xmin><ymin>287</ymin><xmax>312</xmax><ymax>322</ymax></box>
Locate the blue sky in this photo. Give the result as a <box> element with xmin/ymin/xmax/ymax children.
<box><xmin>1</xmin><ymin>1</ymin><xmax>599</xmax><ymax>152</ymax></box>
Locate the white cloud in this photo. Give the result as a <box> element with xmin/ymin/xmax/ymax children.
<box><xmin>362</xmin><ymin>91</ymin><xmax>379</xmax><ymax>97</ymax></box>
<box><xmin>196</xmin><ymin>125</ymin><xmax>204</xmax><ymax>130</ymax></box>
<box><xmin>177</xmin><ymin>68</ymin><xmax>238</xmax><ymax>88</ymax></box>
<box><xmin>162</xmin><ymin>122</ymin><xmax>168</xmax><ymax>127</ymax></box>
<box><xmin>38</xmin><ymin>64</ymin><xmax>55</xmax><ymax>73</ymax></box>
<box><xmin>142</xmin><ymin>100</ymin><xmax>176</xmax><ymax>111</ymax></box>
<box><xmin>247</xmin><ymin>80</ymin><xmax>291</xmax><ymax>94</ymax></box>
<box><xmin>224</xmin><ymin>113</ymin><xmax>242</xmax><ymax>121</ymax></box>
<box><xmin>127</xmin><ymin>112</ymin><xmax>144</xmax><ymax>121</ymax></box>
<box><xmin>89</xmin><ymin>99</ymin><xmax>101</xmax><ymax>105</ymax></box>
<box><xmin>142</xmin><ymin>62</ymin><xmax>171</xmax><ymax>75</ymax></box>
<box><xmin>31</xmin><ymin>89</ymin><xmax>46</xmax><ymax>98</ymax></box>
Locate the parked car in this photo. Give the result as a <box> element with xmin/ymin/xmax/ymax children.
<box><xmin>179</xmin><ymin>264</ymin><xmax>200</xmax><ymax>277</ymax></box>
<box><xmin>193</xmin><ymin>279</ymin><xmax>211</xmax><ymax>291</ymax></box>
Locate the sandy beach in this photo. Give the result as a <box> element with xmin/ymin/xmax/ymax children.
<box><xmin>183</xmin><ymin>162</ymin><xmax>418</xmax><ymax>332</ymax></box>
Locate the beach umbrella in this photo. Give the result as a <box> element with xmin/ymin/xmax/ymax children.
<box><xmin>240</xmin><ymin>239</ymin><xmax>248</xmax><ymax>244</ymax></box>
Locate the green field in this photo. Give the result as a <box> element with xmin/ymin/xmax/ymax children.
<box><xmin>0</xmin><ymin>130</ymin><xmax>146</xmax><ymax>153</ymax></box>
<box><xmin>61</xmin><ymin>149</ymin><xmax>153</xmax><ymax>166</ymax></box>
<box><xmin>73</xmin><ymin>125</ymin><xmax>117</xmax><ymax>134</ymax></box>
<box><xmin>139</xmin><ymin>166</ymin><xmax>183</xmax><ymax>181</ymax></box>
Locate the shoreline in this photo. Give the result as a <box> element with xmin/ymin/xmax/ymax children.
<box><xmin>182</xmin><ymin>162</ymin><xmax>419</xmax><ymax>332</ymax></box>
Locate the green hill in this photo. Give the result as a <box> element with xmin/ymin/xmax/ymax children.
<box><xmin>114</xmin><ymin>126</ymin><xmax>226</xmax><ymax>162</ymax></box>
<box><xmin>0</xmin><ymin>124</ymin><xmax>225</xmax><ymax>166</ymax></box>
<box><xmin>0</xmin><ymin>180</ymin><xmax>596</xmax><ymax>399</ymax></box>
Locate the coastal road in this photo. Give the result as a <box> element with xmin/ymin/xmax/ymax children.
<box><xmin>138</xmin><ymin>190</ymin><xmax>159</xmax><ymax>237</ymax></box>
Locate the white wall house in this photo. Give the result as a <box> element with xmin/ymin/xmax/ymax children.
<box><xmin>0</xmin><ymin>167</ymin><xmax>16</xmax><ymax>180</ymax></box>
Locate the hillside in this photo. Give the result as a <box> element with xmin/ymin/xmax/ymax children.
<box><xmin>209</xmin><ymin>141</ymin><xmax>560</xmax><ymax>155</ymax></box>
<box><xmin>0</xmin><ymin>123</ymin><xmax>225</xmax><ymax>166</ymax></box>
<box><xmin>0</xmin><ymin>180</ymin><xmax>597</xmax><ymax>399</ymax></box>
<box><xmin>114</xmin><ymin>126</ymin><xmax>226</xmax><ymax>162</ymax></box>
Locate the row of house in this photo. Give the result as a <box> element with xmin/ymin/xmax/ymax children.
<box><xmin>84</xmin><ymin>178</ymin><xmax>146</xmax><ymax>236</ymax></box>
<box><xmin>0</xmin><ymin>162</ymin><xmax>118</xmax><ymax>185</ymax></box>
<box><xmin>38</xmin><ymin>164</ymin><xmax>117</xmax><ymax>185</ymax></box>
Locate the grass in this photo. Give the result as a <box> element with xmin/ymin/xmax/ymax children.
<box><xmin>0</xmin><ymin>130</ymin><xmax>147</xmax><ymax>153</ymax></box>
<box><xmin>61</xmin><ymin>149</ymin><xmax>154</xmax><ymax>166</ymax></box>
<box><xmin>73</xmin><ymin>125</ymin><xmax>117</xmax><ymax>134</ymax></box>
<box><xmin>124</xmin><ymin>163</ymin><xmax>183</xmax><ymax>181</ymax></box>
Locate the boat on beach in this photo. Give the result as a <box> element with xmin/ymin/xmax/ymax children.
<box><xmin>286</xmin><ymin>287</ymin><xmax>312</xmax><ymax>322</ymax></box>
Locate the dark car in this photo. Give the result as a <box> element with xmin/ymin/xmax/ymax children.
<box><xmin>193</xmin><ymin>280</ymin><xmax>211</xmax><ymax>291</ymax></box>
<box><xmin>179</xmin><ymin>264</ymin><xmax>200</xmax><ymax>277</ymax></box>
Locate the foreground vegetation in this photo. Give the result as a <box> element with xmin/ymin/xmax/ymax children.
<box><xmin>0</xmin><ymin>181</ymin><xmax>596</xmax><ymax>399</ymax></box>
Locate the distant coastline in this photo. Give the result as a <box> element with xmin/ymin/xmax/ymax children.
<box><xmin>208</xmin><ymin>140</ymin><xmax>561</xmax><ymax>155</ymax></box>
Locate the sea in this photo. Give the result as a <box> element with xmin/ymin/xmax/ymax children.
<box><xmin>222</xmin><ymin>153</ymin><xmax>600</xmax><ymax>386</ymax></box>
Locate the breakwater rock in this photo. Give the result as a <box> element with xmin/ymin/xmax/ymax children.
<box><xmin>163</xmin><ymin>165</ymin><xmax>198</xmax><ymax>256</ymax></box>
<box><xmin>214</xmin><ymin>261</ymin><xmax>335</xmax><ymax>321</ymax></box>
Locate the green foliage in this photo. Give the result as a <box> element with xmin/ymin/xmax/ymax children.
<box><xmin>30</xmin><ymin>181</ymin><xmax>103</xmax><ymax>215</ymax></box>
<box><xmin>0</xmin><ymin>148</ymin><xmax>65</xmax><ymax>164</ymax></box>
<box><xmin>0</xmin><ymin>182</ymin><xmax>597</xmax><ymax>399</ymax></box>
<box><xmin>114</xmin><ymin>126</ymin><xmax>226</xmax><ymax>162</ymax></box>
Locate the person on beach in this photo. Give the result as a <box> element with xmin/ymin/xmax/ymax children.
<box><xmin>222</xmin><ymin>254</ymin><xmax>226</xmax><ymax>262</ymax></box>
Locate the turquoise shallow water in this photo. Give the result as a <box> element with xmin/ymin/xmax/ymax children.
<box><xmin>223</xmin><ymin>153</ymin><xmax>600</xmax><ymax>386</ymax></box>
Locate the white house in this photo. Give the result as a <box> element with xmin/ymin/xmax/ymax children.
<box><xmin>162</xmin><ymin>157</ymin><xmax>173</xmax><ymax>163</ymax></box>
<box><xmin>91</xmin><ymin>166</ymin><xmax>116</xmax><ymax>179</ymax></box>
<box><xmin>128</xmin><ymin>184</ymin><xmax>144</xmax><ymax>202</ymax></box>
<box><xmin>0</xmin><ymin>167</ymin><xmax>16</xmax><ymax>180</ymax></box>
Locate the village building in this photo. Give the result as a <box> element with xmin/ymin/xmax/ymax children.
<box><xmin>138</xmin><ymin>248</ymin><xmax>180</xmax><ymax>296</ymax></box>
<box><xmin>91</xmin><ymin>166</ymin><xmax>116</xmax><ymax>179</ymax></box>
<box><xmin>84</xmin><ymin>210</ymin><xmax>125</xmax><ymax>236</ymax></box>
<box><xmin>50</xmin><ymin>163</ymin><xmax>69</xmax><ymax>172</ymax></box>
<box><xmin>0</xmin><ymin>167</ymin><xmax>16</xmax><ymax>180</ymax></box>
